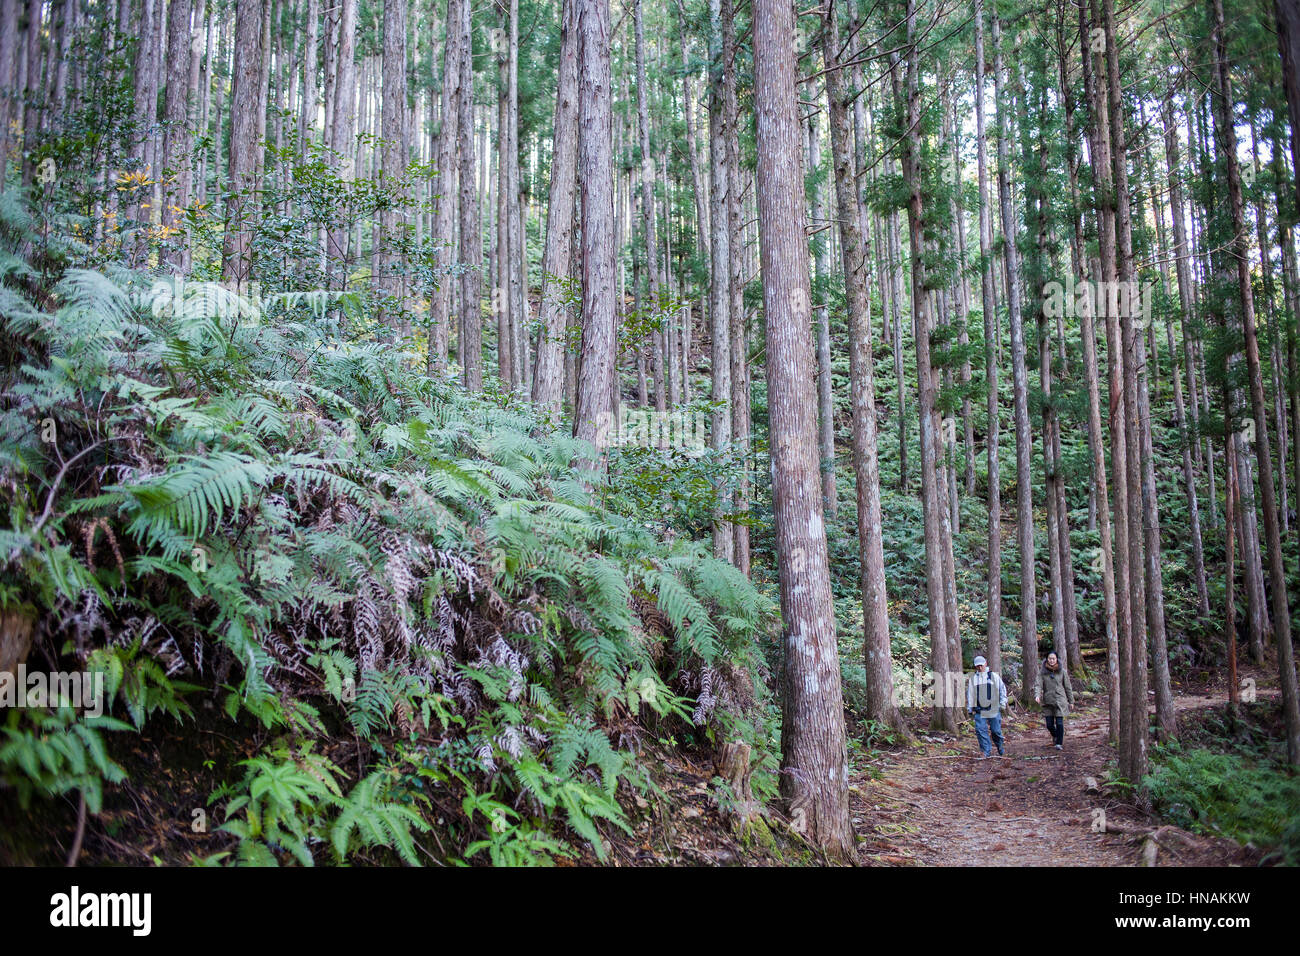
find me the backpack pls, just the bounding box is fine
[973,673,1000,714]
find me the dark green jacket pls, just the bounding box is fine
[1040,665,1073,716]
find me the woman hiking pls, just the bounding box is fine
[1037,651,1073,750]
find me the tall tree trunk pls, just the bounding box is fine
[222,0,265,287]
[298,0,319,147]
[1161,93,1211,617]
[0,0,18,185]
[974,0,1003,675]
[724,0,749,575]
[1273,123,1300,536]
[1212,0,1300,765]
[494,13,511,384]
[508,0,527,391]
[186,0,206,199]
[905,0,958,730]
[379,0,409,335]
[808,111,837,520]
[327,0,358,279]
[707,0,733,561]
[1048,32,1084,678]
[532,0,579,414]
[1248,120,1290,539]
[429,0,462,374]
[457,0,482,390]
[129,0,159,251]
[886,143,907,492]
[1085,0,1133,757]
[1276,0,1300,211]
[1024,48,1072,687]
[254,0,271,191]
[573,0,616,464]
[992,12,1038,705]
[678,27,708,284]
[161,0,194,272]
[822,3,904,734]
[1100,0,1151,780]
[634,0,665,414]
[754,0,852,857]
[1225,419,1239,709]
[18,0,43,187]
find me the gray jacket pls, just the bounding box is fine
[967,670,1007,717]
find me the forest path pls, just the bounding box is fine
[847,690,1255,866]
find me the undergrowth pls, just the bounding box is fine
[1146,702,1300,865]
[0,196,779,865]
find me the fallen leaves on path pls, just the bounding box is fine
[849,691,1256,867]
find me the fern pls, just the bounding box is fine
[0,708,131,814]
[331,770,429,865]
[216,744,343,867]
[349,669,396,738]
[0,219,781,865]
[87,641,197,730]
[121,451,268,544]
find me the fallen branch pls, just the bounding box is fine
[66,792,87,867]
[7,439,112,567]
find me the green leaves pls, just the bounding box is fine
[0,708,129,814]
[217,746,343,867]
[1145,744,1300,863]
[332,771,430,866]
[0,230,780,866]
[122,451,268,546]
[86,641,196,730]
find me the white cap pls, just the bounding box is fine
[973,656,987,667]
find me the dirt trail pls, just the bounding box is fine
[848,692,1256,867]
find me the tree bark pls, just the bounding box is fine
[904,0,959,730]
[161,0,193,271]
[1161,92,1211,618]
[1276,0,1300,211]
[992,12,1038,705]
[1212,0,1300,765]
[1100,0,1150,782]
[0,0,18,185]
[222,0,265,287]
[808,111,838,521]
[298,0,319,147]
[754,0,853,858]
[494,11,511,384]
[822,2,904,734]
[379,0,409,334]
[457,0,482,390]
[707,0,733,561]
[327,0,358,279]
[573,0,616,465]
[428,0,462,374]
[508,0,527,390]
[724,0,749,576]
[532,0,579,414]
[974,0,1003,675]
[634,0,665,415]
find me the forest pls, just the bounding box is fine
[0,0,1297,876]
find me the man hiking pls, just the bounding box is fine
[966,655,1007,758]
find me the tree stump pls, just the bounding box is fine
[0,610,34,677]
[714,740,769,844]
